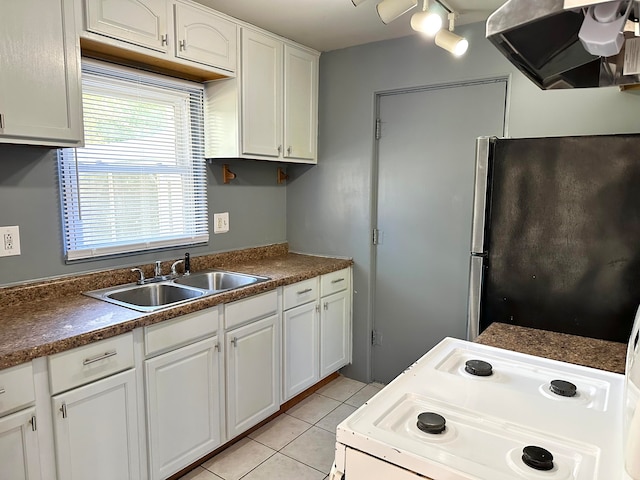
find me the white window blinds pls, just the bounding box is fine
[59,60,208,261]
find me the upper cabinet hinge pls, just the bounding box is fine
[375,118,381,140]
[372,228,380,245]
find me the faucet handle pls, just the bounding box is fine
[131,268,145,285]
[170,259,184,276]
[154,260,162,277]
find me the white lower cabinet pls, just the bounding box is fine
[145,336,222,480]
[226,313,279,438]
[51,369,141,480]
[283,302,319,400]
[0,407,41,480]
[320,290,351,378]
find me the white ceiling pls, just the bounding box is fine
[194,0,508,52]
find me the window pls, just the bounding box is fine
[58,60,208,261]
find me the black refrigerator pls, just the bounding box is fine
[468,135,640,343]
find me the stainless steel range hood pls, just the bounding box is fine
[486,0,640,89]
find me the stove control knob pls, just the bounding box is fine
[550,379,577,397]
[522,445,554,471]
[417,412,446,434]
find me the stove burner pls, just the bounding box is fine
[465,359,493,376]
[550,379,577,397]
[417,412,446,434]
[522,445,554,471]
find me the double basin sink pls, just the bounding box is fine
[85,270,270,312]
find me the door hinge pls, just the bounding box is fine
[375,118,381,140]
[372,229,380,245]
[371,330,382,346]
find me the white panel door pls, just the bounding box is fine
[174,2,237,72]
[0,407,41,480]
[283,302,319,400]
[320,290,350,378]
[0,0,82,146]
[283,44,318,162]
[52,369,141,480]
[85,0,169,52]
[226,314,279,438]
[372,79,507,383]
[241,29,283,158]
[145,336,223,480]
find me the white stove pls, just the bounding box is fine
[330,308,640,480]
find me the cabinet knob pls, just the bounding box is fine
[231,337,238,347]
[287,146,292,156]
[277,145,282,154]
[324,302,329,310]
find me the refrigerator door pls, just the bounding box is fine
[467,255,484,340]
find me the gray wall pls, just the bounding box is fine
[287,22,640,383]
[0,147,286,285]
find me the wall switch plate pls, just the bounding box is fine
[213,212,229,234]
[0,226,21,257]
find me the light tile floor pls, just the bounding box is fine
[178,376,384,480]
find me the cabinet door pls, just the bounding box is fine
[174,2,237,72]
[52,369,141,480]
[226,314,279,438]
[283,302,319,401]
[145,336,223,480]
[283,45,318,162]
[85,0,169,52]
[0,0,82,146]
[0,407,41,480]
[320,291,350,378]
[241,29,283,158]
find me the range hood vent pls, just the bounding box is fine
[486,0,640,89]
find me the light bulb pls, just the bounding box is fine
[410,11,442,36]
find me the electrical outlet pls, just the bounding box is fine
[0,226,21,257]
[213,212,229,234]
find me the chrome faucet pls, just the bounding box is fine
[154,260,163,278]
[170,259,184,276]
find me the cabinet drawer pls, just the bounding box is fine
[225,290,278,330]
[145,307,220,356]
[0,362,35,417]
[283,277,319,310]
[321,268,350,297]
[49,332,134,394]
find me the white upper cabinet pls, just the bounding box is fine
[241,29,283,158]
[0,0,83,147]
[205,28,319,163]
[174,2,237,72]
[79,0,237,77]
[284,44,318,162]
[85,0,169,52]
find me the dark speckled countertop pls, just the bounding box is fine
[0,244,353,370]
[475,322,627,374]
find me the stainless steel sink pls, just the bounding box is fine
[85,269,270,312]
[85,282,206,312]
[173,270,269,292]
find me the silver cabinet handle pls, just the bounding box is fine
[287,146,292,155]
[297,288,313,295]
[315,304,320,313]
[0,388,5,395]
[83,350,117,366]
[277,145,282,154]
[0,113,4,129]
[331,278,345,284]
[214,343,220,351]
[60,403,67,419]
[179,39,186,50]
[231,337,238,347]
[30,415,37,432]
[161,34,168,46]
[324,302,329,310]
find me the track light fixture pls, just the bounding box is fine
[376,0,417,25]
[435,12,468,56]
[410,0,443,36]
